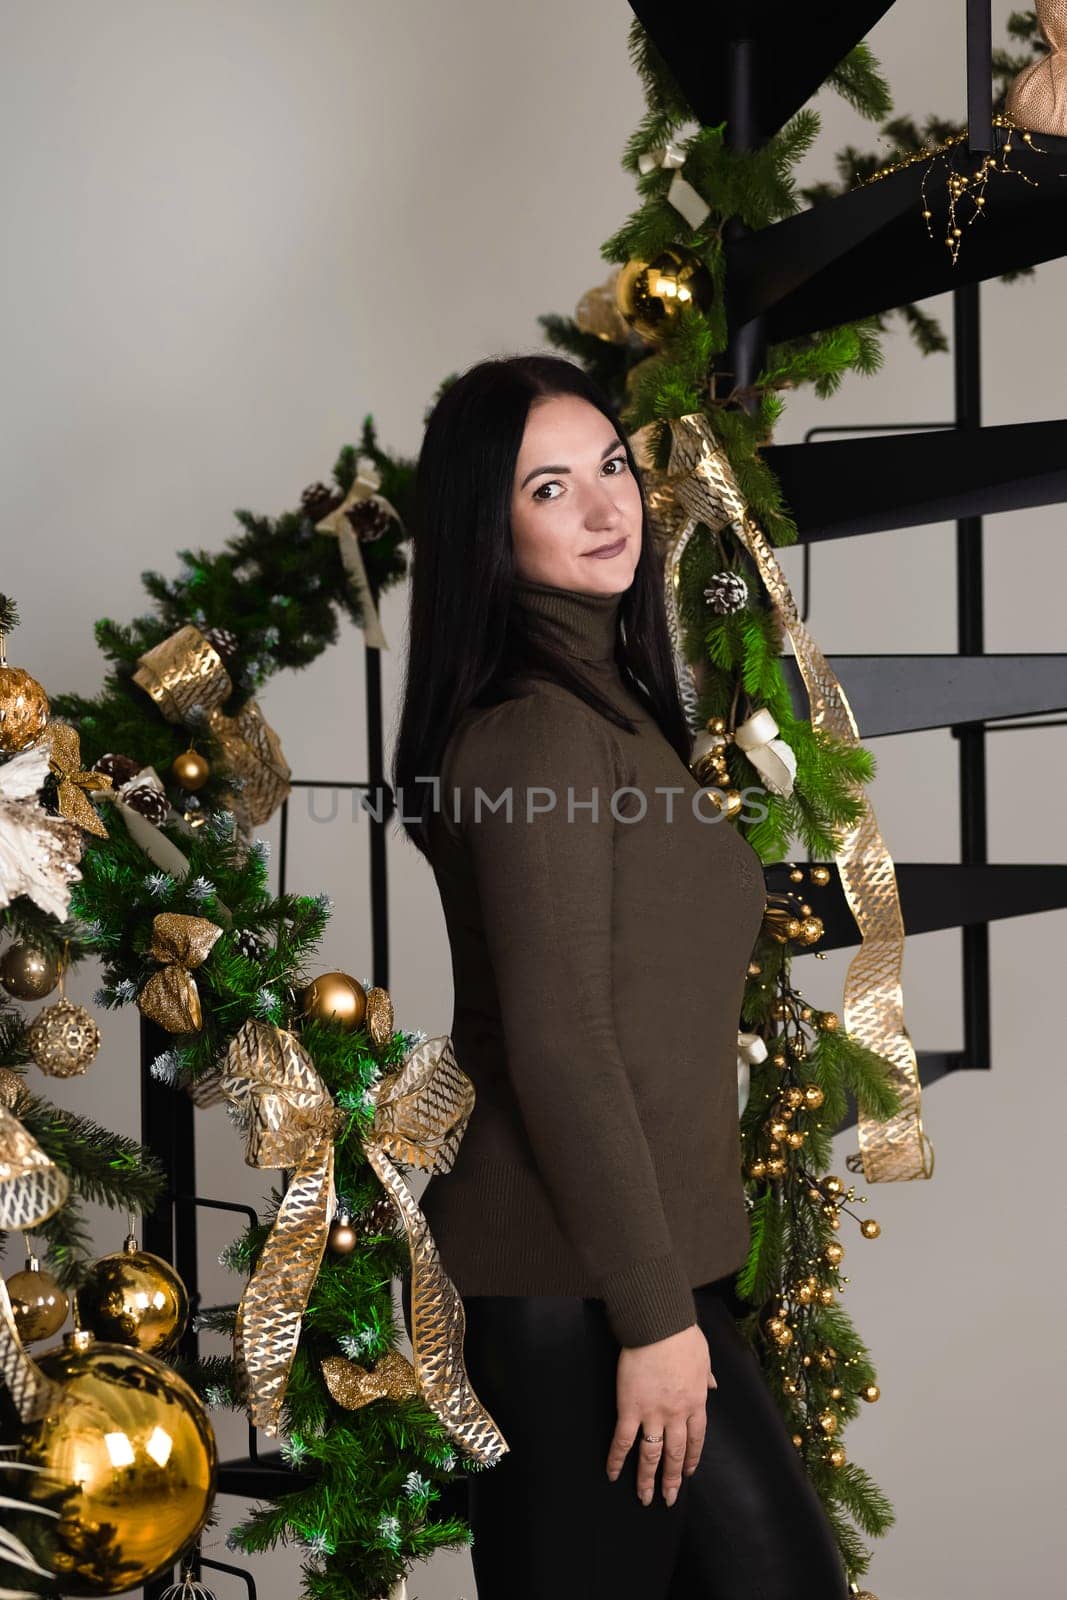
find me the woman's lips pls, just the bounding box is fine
[583,535,627,558]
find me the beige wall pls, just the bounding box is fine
[2,3,1062,1596]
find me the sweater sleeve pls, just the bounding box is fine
[444,687,698,1348]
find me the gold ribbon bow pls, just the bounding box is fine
[132,625,291,831]
[637,132,711,231]
[41,723,111,837]
[314,458,391,651]
[136,912,223,1033]
[0,1107,69,1420]
[632,412,934,1185]
[220,1019,508,1463]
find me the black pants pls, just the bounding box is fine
[401,1272,849,1599]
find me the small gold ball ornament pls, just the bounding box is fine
[0,664,50,751]
[615,246,715,342]
[27,997,101,1078]
[8,1329,216,1595]
[300,970,367,1031]
[828,1444,847,1468]
[0,942,60,1000]
[860,1218,881,1239]
[861,1383,881,1403]
[171,746,211,791]
[5,1254,69,1342]
[75,1233,190,1355]
[327,1211,358,1255]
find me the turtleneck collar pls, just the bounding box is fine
[510,575,625,664]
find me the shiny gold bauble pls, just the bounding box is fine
[860,1218,881,1239]
[810,866,831,886]
[327,1213,358,1255]
[861,1383,881,1403]
[6,1257,69,1342]
[75,1237,189,1356]
[796,1283,815,1304]
[0,665,50,752]
[765,1156,787,1178]
[614,246,715,342]
[830,1386,844,1400]
[0,943,60,1000]
[785,1130,805,1149]
[4,1330,216,1595]
[823,1175,844,1196]
[769,1118,789,1141]
[804,1084,825,1109]
[828,1444,847,1468]
[818,1010,840,1031]
[799,916,824,944]
[816,1408,839,1436]
[782,1376,799,1396]
[824,1241,845,1266]
[27,998,101,1078]
[170,748,210,791]
[791,1433,804,1449]
[817,1286,836,1306]
[300,970,367,1031]
[764,1315,786,1339]
[747,1159,767,1179]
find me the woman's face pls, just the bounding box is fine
[510,393,643,593]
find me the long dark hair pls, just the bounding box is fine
[391,353,691,858]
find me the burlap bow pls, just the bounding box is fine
[631,412,934,1184]
[220,1018,508,1463]
[0,1107,69,1420]
[41,722,111,837]
[136,911,223,1033]
[314,457,392,650]
[133,624,291,830]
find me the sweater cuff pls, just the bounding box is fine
[599,1252,698,1348]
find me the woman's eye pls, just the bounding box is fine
[603,455,627,475]
[532,481,561,501]
[531,457,627,501]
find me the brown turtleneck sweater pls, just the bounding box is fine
[420,576,767,1348]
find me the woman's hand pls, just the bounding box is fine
[605,1323,717,1506]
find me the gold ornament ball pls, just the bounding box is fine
[75,1238,189,1356]
[300,971,367,1031]
[0,943,60,1000]
[327,1214,358,1255]
[791,1433,804,1449]
[27,998,101,1078]
[171,748,210,791]
[828,1444,847,1468]
[816,1408,839,1436]
[804,1084,825,1109]
[0,665,50,752]
[860,1218,881,1239]
[614,246,715,342]
[824,1242,845,1266]
[810,866,831,885]
[7,1331,216,1595]
[824,1175,843,1196]
[6,1257,69,1343]
[861,1383,881,1403]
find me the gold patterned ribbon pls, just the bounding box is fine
[41,722,111,837]
[133,624,291,829]
[0,1108,68,1420]
[136,912,223,1032]
[633,412,934,1183]
[314,458,391,651]
[219,1018,508,1462]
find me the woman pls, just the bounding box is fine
[392,354,848,1599]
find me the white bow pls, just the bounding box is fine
[637,135,710,231]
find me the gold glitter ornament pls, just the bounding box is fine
[300,970,367,1031]
[27,997,101,1078]
[75,1233,189,1355]
[860,1218,881,1238]
[5,1252,69,1342]
[0,665,49,753]
[861,1383,881,1403]
[615,247,714,342]
[0,942,60,1000]
[171,747,210,791]
[364,984,395,1049]
[7,1329,216,1595]
[321,1348,418,1409]
[0,1066,29,1111]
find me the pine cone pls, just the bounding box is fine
[301,481,342,526]
[92,752,140,787]
[363,1192,397,1235]
[235,928,264,960]
[345,498,393,543]
[704,571,750,615]
[123,784,170,826]
[203,625,240,666]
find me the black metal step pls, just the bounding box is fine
[764,420,1067,542]
[779,654,1067,737]
[727,130,1067,341]
[764,861,1067,947]
[627,1,895,146]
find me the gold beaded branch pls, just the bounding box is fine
[860,111,1046,266]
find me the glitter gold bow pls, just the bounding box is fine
[0,1107,68,1419]
[132,624,291,830]
[136,912,223,1033]
[632,412,934,1184]
[41,722,111,837]
[314,458,391,651]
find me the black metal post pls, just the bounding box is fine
[723,35,765,405]
[953,281,991,1072]
[966,0,994,153]
[364,581,392,990]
